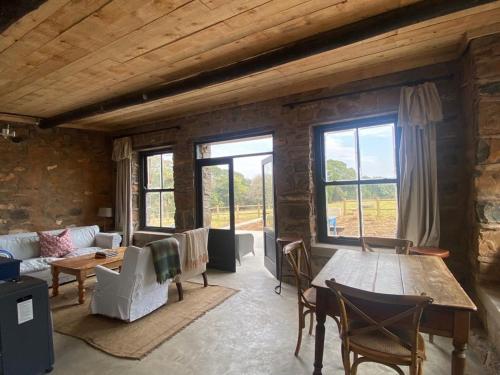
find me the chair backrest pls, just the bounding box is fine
[173,228,208,271]
[283,240,314,308]
[361,237,413,255]
[118,246,159,296]
[325,278,432,363]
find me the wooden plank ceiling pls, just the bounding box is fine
[1,0,500,132]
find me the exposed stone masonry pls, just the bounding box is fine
[129,62,468,278]
[0,126,113,234]
[462,34,500,283]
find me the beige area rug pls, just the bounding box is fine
[50,279,238,359]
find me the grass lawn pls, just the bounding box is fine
[328,199,397,237]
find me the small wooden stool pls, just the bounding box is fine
[410,246,450,343]
[409,247,450,258]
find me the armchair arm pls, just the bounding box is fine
[95,233,122,249]
[95,265,120,286]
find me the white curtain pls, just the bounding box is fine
[397,82,443,247]
[112,137,133,246]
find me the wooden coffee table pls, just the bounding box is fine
[50,247,126,304]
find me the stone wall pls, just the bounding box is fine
[0,126,113,234]
[128,62,467,276]
[462,34,500,283]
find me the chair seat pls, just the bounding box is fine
[349,321,425,361]
[303,287,316,306]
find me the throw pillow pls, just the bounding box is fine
[38,230,74,258]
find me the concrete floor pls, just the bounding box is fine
[52,233,487,375]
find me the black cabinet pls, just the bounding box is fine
[0,276,54,375]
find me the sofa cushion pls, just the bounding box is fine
[28,268,75,285]
[39,229,74,257]
[20,247,100,277]
[20,257,58,274]
[65,247,101,258]
[44,225,99,249]
[95,233,122,249]
[0,232,40,260]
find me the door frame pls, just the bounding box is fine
[195,157,236,272]
[193,131,277,273]
[262,155,279,278]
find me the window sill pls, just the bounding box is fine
[134,230,174,236]
[133,231,173,247]
[311,242,362,258]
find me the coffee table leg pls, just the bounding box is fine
[51,266,59,297]
[77,272,86,304]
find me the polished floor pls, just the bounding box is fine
[52,234,487,375]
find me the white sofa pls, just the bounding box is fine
[91,246,169,322]
[0,225,122,284]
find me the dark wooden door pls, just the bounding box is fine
[262,155,278,277]
[196,158,236,272]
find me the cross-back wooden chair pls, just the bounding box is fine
[325,278,432,375]
[283,240,339,356]
[361,237,413,255]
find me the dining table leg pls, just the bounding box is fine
[313,288,327,375]
[451,311,470,375]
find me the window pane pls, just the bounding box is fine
[162,153,174,189]
[358,124,396,180]
[147,155,161,189]
[263,161,274,229]
[361,184,397,237]
[202,165,230,229]
[145,192,160,227]
[324,129,358,181]
[326,185,359,237]
[161,191,175,228]
[197,135,272,159]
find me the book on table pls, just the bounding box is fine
[95,250,118,259]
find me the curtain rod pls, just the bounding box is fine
[282,73,455,109]
[111,73,455,137]
[112,125,181,140]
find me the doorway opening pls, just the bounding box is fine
[195,134,277,277]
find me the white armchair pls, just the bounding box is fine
[90,245,170,322]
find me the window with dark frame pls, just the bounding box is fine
[140,149,175,230]
[314,116,399,244]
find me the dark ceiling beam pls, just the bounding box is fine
[0,0,48,33]
[0,112,41,126]
[39,0,497,129]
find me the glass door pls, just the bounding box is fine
[196,157,236,272]
[262,155,277,277]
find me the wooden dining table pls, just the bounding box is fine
[312,249,477,375]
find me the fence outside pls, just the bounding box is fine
[327,198,397,237]
[328,198,396,218]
